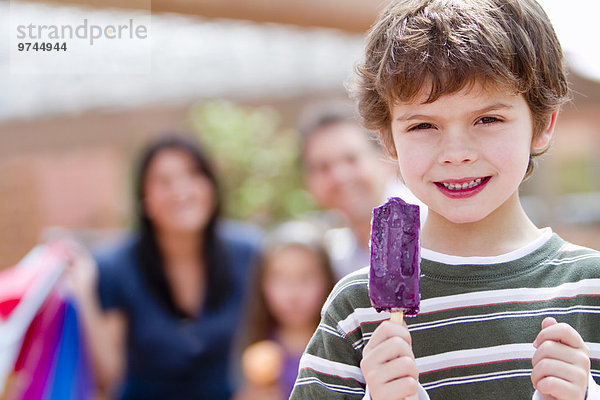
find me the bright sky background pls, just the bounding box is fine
[540,0,600,81]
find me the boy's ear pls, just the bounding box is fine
[532,110,559,150]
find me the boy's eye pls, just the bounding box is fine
[409,122,434,131]
[477,116,499,124]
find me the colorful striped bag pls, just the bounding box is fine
[0,244,94,400]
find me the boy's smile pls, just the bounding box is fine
[389,82,554,227]
[435,176,491,199]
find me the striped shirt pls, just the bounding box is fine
[290,231,600,399]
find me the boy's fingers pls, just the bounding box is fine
[533,374,587,400]
[364,355,418,385]
[531,357,588,388]
[531,320,590,400]
[364,320,411,351]
[362,321,417,392]
[362,335,414,373]
[533,322,587,350]
[532,340,591,369]
[369,376,419,400]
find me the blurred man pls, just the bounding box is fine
[300,107,427,278]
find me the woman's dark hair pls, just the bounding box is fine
[134,134,231,317]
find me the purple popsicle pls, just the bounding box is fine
[369,197,421,321]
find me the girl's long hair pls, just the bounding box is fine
[241,221,336,347]
[134,134,231,318]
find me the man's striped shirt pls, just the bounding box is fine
[290,231,600,399]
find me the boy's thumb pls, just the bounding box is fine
[541,316,558,330]
[533,317,558,348]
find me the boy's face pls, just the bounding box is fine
[389,82,554,225]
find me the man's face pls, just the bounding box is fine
[303,122,393,221]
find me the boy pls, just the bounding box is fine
[289,0,600,399]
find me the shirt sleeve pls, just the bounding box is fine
[290,282,367,398]
[289,321,366,398]
[586,374,600,399]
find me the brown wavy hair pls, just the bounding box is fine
[351,0,570,178]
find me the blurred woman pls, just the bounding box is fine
[69,135,261,399]
[235,221,336,400]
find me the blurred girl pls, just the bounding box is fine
[235,221,336,400]
[68,135,261,399]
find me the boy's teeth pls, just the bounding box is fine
[442,178,483,190]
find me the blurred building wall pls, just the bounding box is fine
[0,104,189,266]
[520,72,600,248]
[0,92,344,267]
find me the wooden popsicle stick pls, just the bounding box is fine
[390,310,404,325]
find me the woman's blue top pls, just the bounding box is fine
[95,222,261,400]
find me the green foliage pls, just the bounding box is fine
[556,156,597,194]
[189,100,315,226]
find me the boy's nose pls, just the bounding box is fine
[438,130,477,165]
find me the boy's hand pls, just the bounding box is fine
[531,317,590,400]
[361,320,419,400]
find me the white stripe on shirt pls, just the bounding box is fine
[331,279,600,338]
[422,368,534,390]
[338,307,388,335]
[420,278,600,315]
[299,353,366,384]
[295,377,365,395]
[411,305,600,332]
[417,341,600,375]
[416,343,536,374]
